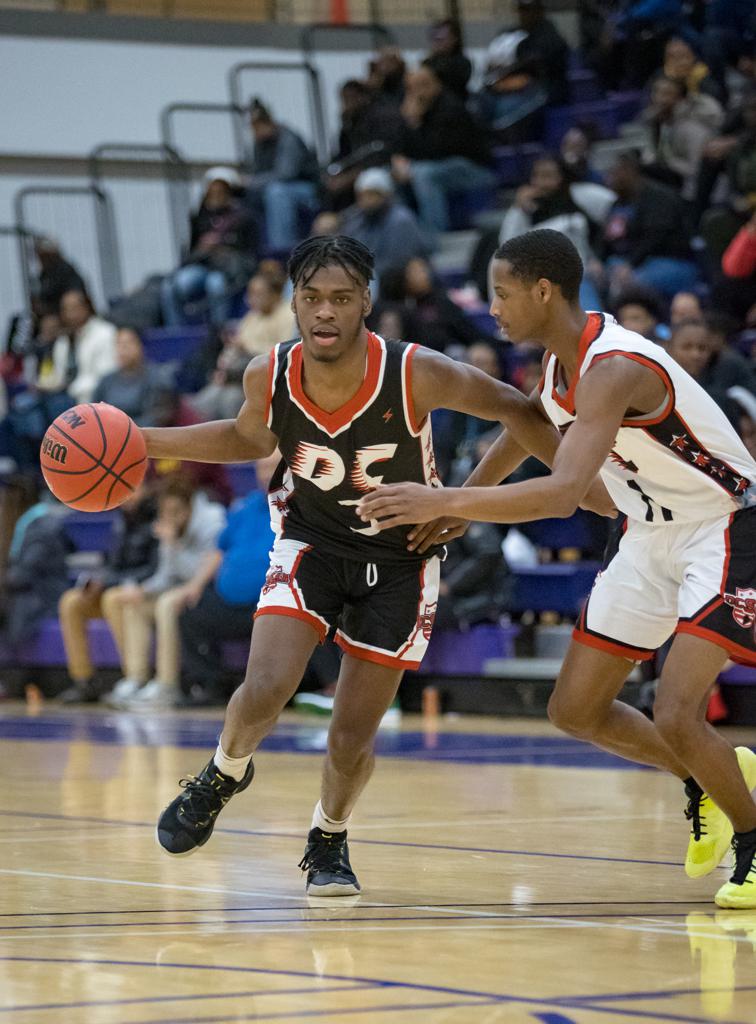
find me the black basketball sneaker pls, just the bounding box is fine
[156,758,255,856]
[298,827,361,896]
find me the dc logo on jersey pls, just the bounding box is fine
[290,441,398,493]
[417,602,437,641]
[723,587,756,628]
[262,565,290,595]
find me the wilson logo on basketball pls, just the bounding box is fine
[60,409,86,429]
[262,565,291,595]
[723,588,756,628]
[41,435,67,465]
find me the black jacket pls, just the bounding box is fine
[102,498,159,589]
[397,90,491,166]
[601,180,693,265]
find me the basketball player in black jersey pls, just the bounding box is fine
[141,236,612,895]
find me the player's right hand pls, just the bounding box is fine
[407,516,468,554]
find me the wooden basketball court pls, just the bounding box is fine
[1,704,755,1023]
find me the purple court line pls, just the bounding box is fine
[557,984,756,1005]
[0,900,714,918]
[0,984,379,1015]
[120,1001,502,1024]
[0,957,751,1024]
[0,809,684,868]
[0,911,705,931]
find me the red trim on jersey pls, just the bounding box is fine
[646,407,747,500]
[403,343,425,434]
[254,606,327,642]
[395,562,428,660]
[551,312,604,416]
[687,596,723,626]
[721,512,735,591]
[288,331,383,434]
[675,622,756,665]
[335,631,423,670]
[572,627,655,661]
[263,347,276,425]
[587,351,675,426]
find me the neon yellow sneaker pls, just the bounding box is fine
[685,747,756,878]
[715,829,756,909]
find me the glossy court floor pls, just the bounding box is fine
[1,705,756,1024]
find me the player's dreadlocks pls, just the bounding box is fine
[288,235,375,290]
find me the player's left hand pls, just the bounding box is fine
[357,483,445,530]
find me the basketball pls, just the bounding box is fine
[40,402,147,512]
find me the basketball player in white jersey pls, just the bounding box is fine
[358,228,756,909]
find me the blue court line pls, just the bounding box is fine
[0,985,380,1015]
[0,809,685,868]
[0,911,705,931]
[119,1001,502,1024]
[557,984,756,1005]
[0,957,751,1024]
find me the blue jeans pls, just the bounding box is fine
[261,181,318,251]
[634,258,700,300]
[161,264,230,326]
[579,276,602,312]
[411,158,497,233]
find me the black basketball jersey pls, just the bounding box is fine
[265,332,442,562]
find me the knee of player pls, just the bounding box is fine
[652,696,694,747]
[327,726,373,772]
[547,693,599,739]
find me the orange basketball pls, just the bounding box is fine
[40,402,147,512]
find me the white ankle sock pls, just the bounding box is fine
[213,742,252,782]
[312,799,350,833]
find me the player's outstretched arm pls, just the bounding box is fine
[141,356,277,464]
[359,358,635,529]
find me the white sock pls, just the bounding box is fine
[213,742,252,782]
[312,799,350,834]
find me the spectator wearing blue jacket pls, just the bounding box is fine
[176,452,278,706]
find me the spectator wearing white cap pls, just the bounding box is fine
[340,167,430,282]
[161,167,259,327]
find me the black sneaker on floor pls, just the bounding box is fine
[156,758,254,856]
[298,827,361,896]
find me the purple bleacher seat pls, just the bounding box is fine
[448,187,498,231]
[522,511,596,553]
[568,69,602,104]
[543,94,643,150]
[511,563,600,617]
[62,511,117,552]
[492,143,544,188]
[141,325,209,364]
[719,663,756,685]
[420,623,520,676]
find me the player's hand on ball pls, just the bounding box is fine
[357,483,445,530]
[407,516,468,553]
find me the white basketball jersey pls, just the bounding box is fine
[539,312,756,525]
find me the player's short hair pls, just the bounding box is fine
[495,229,583,303]
[288,235,375,289]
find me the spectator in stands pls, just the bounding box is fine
[235,260,294,357]
[670,290,703,324]
[32,238,86,316]
[106,474,226,710]
[148,386,233,506]
[719,211,756,318]
[598,152,699,299]
[583,0,683,91]
[323,79,403,211]
[656,33,725,103]
[310,211,341,237]
[694,87,756,220]
[367,47,407,107]
[176,450,277,707]
[726,386,756,460]
[91,327,161,425]
[614,287,669,343]
[423,19,473,100]
[245,100,320,252]
[559,123,603,184]
[378,257,493,353]
[53,290,118,405]
[700,311,756,403]
[161,168,258,328]
[340,168,430,283]
[640,76,723,200]
[434,521,511,631]
[393,64,494,234]
[498,155,603,309]
[58,484,158,704]
[479,0,569,139]
[665,319,736,412]
[0,483,71,690]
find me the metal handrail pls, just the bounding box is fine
[227,59,328,166]
[13,185,123,309]
[159,101,246,164]
[300,22,395,59]
[88,142,192,263]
